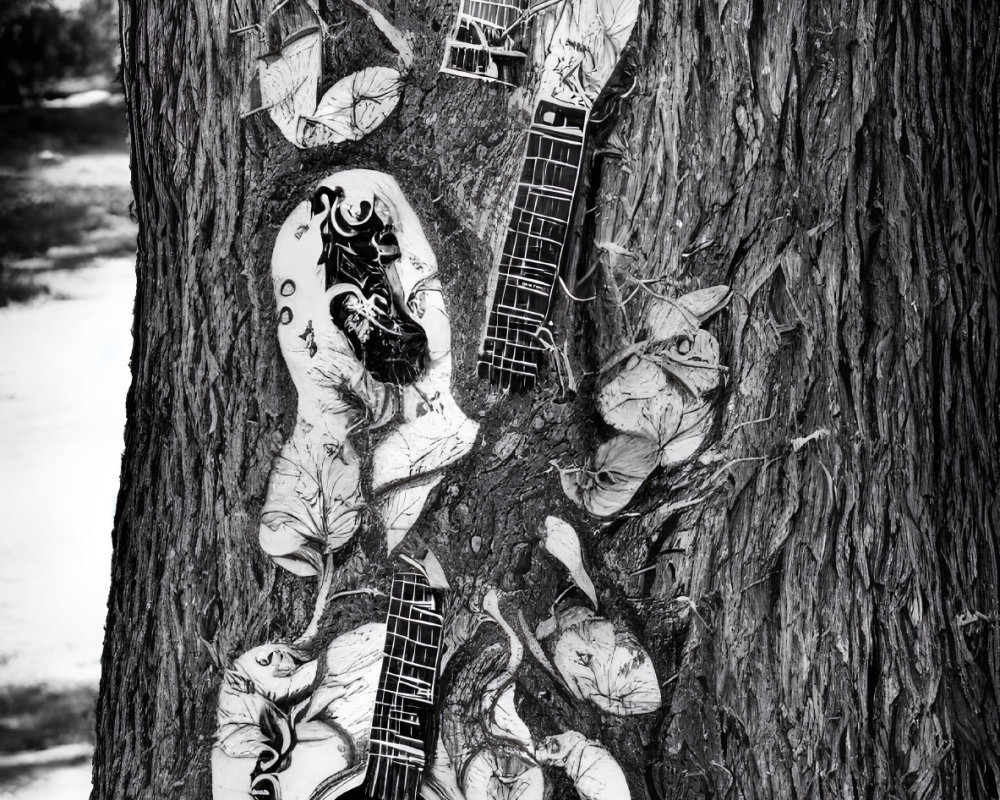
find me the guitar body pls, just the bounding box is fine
[213,570,442,800]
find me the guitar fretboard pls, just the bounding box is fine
[440,0,529,86]
[478,100,588,391]
[361,571,443,800]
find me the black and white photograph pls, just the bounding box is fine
[0,0,997,798]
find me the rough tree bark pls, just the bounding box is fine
[95,0,999,799]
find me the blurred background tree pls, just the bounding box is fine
[0,0,118,104]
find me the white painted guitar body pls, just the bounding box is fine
[260,171,478,576]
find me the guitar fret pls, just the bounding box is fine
[511,200,572,226]
[384,626,439,647]
[517,181,574,198]
[461,0,523,27]
[499,263,558,279]
[494,292,548,309]
[504,281,549,297]
[385,606,437,620]
[524,149,580,169]
[482,331,544,348]
[487,301,549,319]
[484,322,544,340]
[529,120,586,138]
[484,331,539,350]
[500,250,561,269]
[370,728,424,748]
[378,657,437,678]
[508,201,567,225]
[483,361,537,379]
[479,350,539,371]
[482,340,543,357]
[505,228,564,249]
[361,570,442,800]
[502,271,551,286]
[494,303,545,321]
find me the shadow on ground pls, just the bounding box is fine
[0,99,134,306]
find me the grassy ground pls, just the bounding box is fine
[0,100,134,306]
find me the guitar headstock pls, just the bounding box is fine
[536,0,640,109]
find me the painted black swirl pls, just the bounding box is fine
[249,702,299,800]
[310,186,427,385]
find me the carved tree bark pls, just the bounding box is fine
[95,0,999,798]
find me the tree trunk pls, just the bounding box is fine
[95,0,999,799]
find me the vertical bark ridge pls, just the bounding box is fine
[582,0,998,798]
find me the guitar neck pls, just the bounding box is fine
[440,0,530,86]
[361,571,443,800]
[478,99,589,391]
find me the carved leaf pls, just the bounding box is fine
[491,684,533,751]
[540,608,661,716]
[659,403,714,466]
[299,67,402,147]
[216,699,274,758]
[542,516,598,609]
[215,644,318,758]
[561,435,659,518]
[542,0,640,107]
[303,622,385,748]
[463,748,544,800]
[375,473,443,553]
[536,731,630,800]
[372,409,478,491]
[644,285,731,342]
[258,28,322,145]
[596,359,684,444]
[259,430,363,575]
[421,735,466,800]
[643,335,724,398]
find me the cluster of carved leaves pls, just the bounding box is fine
[255,0,415,149]
[563,286,731,517]
[436,580,658,800]
[218,0,735,792]
[258,28,404,149]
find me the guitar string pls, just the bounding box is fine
[482,105,589,387]
[492,132,556,386]
[368,573,441,798]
